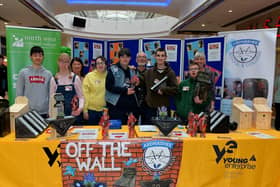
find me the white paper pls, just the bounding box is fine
[72,128,98,134]
[72,128,99,139]
[92,43,103,59]
[207,42,221,61]
[139,125,157,132]
[79,133,98,139]
[171,131,189,138]
[109,132,128,139]
[165,44,177,62]
[246,131,275,139]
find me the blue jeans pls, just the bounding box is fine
[87,110,103,125]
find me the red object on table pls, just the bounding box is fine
[99,108,110,140]
[127,113,137,138]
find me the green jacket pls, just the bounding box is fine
[175,78,211,119]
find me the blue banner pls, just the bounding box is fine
[142,39,182,76]
[184,37,224,110]
[73,37,105,74]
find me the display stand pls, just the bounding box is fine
[47,93,75,139]
[253,97,272,129]
[231,97,253,129]
[9,96,29,132]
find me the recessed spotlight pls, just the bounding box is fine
[201,24,206,27]
[228,10,233,13]
[0,3,3,6]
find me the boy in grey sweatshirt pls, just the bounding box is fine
[16,46,53,117]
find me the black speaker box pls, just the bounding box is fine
[207,110,230,133]
[0,99,11,137]
[15,110,48,138]
[73,17,86,28]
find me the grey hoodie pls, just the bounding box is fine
[16,65,53,115]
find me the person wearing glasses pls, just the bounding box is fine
[142,48,178,122]
[49,53,84,120]
[135,52,149,123]
[82,56,107,125]
[175,63,211,120]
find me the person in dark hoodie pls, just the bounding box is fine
[105,48,139,124]
[16,46,52,118]
[142,48,178,122]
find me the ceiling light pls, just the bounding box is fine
[201,24,206,27]
[228,10,233,13]
[4,22,8,25]
[66,0,172,7]
[0,3,3,6]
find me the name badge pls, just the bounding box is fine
[182,86,189,91]
[65,86,73,91]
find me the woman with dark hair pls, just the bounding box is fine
[71,57,84,82]
[83,56,107,125]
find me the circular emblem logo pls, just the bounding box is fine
[233,43,257,63]
[143,146,172,171]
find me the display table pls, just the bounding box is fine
[1,126,280,187]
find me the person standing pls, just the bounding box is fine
[142,48,178,121]
[135,52,149,123]
[50,53,84,120]
[16,46,52,118]
[175,63,211,120]
[274,74,280,130]
[0,55,7,98]
[193,52,216,112]
[83,56,107,125]
[105,48,139,124]
[70,57,85,82]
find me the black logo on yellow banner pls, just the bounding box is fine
[43,144,61,167]
[213,140,237,164]
[212,140,256,169]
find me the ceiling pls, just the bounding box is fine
[0,0,279,37]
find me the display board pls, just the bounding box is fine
[73,37,105,73]
[107,39,139,66]
[184,37,224,110]
[142,38,182,76]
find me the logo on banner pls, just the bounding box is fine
[230,39,260,67]
[212,140,256,170]
[142,140,175,172]
[12,34,24,47]
[43,144,61,167]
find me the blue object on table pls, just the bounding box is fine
[109,120,122,129]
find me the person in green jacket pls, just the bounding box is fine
[175,63,211,121]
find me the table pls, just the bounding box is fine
[1,127,280,187]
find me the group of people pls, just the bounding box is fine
[15,45,215,125]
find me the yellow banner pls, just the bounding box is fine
[0,128,280,186]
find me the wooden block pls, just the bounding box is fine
[253,104,272,130]
[9,97,29,132]
[231,97,254,129]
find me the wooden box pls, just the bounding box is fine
[231,97,254,129]
[9,96,29,132]
[253,98,272,129]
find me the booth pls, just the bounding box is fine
[1,126,280,187]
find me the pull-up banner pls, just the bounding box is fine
[6,26,61,104]
[220,28,278,115]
